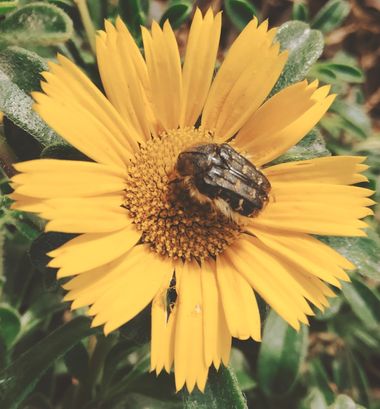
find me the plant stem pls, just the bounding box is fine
[75,0,96,54]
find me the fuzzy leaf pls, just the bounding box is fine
[270,128,330,165]
[0,2,73,47]
[183,366,248,409]
[0,46,62,147]
[271,21,324,96]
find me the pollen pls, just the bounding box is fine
[123,128,242,261]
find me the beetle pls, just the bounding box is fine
[175,143,271,220]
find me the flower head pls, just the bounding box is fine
[11,9,373,392]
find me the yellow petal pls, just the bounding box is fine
[180,9,221,127]
[252,182,373,236]
[202,18,287,141]
[63,249,146,307]
[174,261,208,392]
[200,260,232,368]
[142,21,182,131]
[48,224,140,277]
[35,55,137,165]
[234,81,335,166]
[216,256,261,341]
[226,239,313,329]
[11,159,126,199]
[246,226,352,286]
[96,20,153,141]
[45,212,130,234]
[13,158,125,176]
[263,156,368,185]
[88,245,173,335]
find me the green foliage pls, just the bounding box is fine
[0,305,21,348]
[257,311,309,397]
[321,231,380,280]
[224,0,257,31]
[311,0,350,34]
[341,279,380,330]
[160,0,193,30]
[0,317,95,409]
[310,62,364,84]
[292,1,309,22]
[119,0,148,38]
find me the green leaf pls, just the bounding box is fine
[308,359,335,405]
[0,316,95,409]
[332,354,370,407]
[182,366,248,409]
[330,100,371,139]
[310,63,365,84]
[20,293,66,335]
[160,1,193,30]
[87,0,108,29]
[311,0,350,34]
[40,143,89,161]
[320,230,380,280]
[29,232,74,273]
[0,305,21,348]
[0,47,62,147]
[0,195,41,241]
[341,278,380,330]
[63,342,89,383]
[270,128,330,165]
[3,117,43,160]
[292,1,309,22]
[315,296,343,321]
[257,310,309,397]
[230,348,256,392]
[324,63,364,83]
[271,21,324,96]
[330,394,367,409]
[224,0,257,31]
[0,0,18,15]
[0,2,73,47]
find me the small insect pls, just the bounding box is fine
[175,143,271,220]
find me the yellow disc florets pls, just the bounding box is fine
[123,128,242,261]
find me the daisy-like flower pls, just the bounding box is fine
[11,9,373,392]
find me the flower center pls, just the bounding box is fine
[123,128,242,261]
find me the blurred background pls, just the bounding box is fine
[0,1,379,408]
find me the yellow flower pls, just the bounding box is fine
[10,9,373,392]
